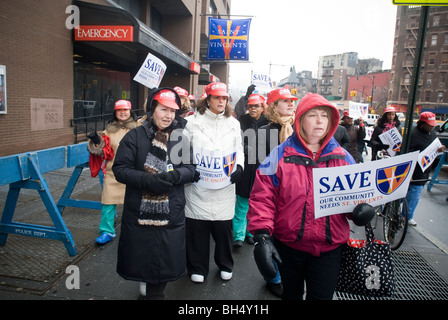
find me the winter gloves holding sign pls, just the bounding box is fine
[140,170,201,195]
[252,203,375,280]
[140,171,180,195]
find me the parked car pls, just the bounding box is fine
[435,119,448,147]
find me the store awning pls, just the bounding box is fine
[74,0,199,75]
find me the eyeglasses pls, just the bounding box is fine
[247,105,262,109]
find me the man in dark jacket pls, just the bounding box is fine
[334,125,351,151]
[234,93,269,247]
[340,111,366,163]
[405,112,446,226]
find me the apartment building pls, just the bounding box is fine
[317,52,358,100]
[0,0,231,156]
[317,52,384,101]
[389,6,448,118]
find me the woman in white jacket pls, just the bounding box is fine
[183,82,244,283]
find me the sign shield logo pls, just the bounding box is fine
[376,161,412,195]
[223,152,236,177]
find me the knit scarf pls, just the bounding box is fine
[270,110,294,143]
[138,120,171,226]
[383,121,396,133]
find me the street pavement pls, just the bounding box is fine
[0,148,447,304]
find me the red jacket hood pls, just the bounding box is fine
[294,93,341,157]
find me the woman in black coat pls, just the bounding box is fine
[369,106,401,161]
[113,88,198,300]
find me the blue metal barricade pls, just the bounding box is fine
[0,143,101,256]
[57,143,103,213]
[427,150,448,191]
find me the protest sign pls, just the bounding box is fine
[349,101,369,119]
[251,72,272,90]
[365,126,374,141]
[194,147,237,189]
[379,127,402,156]
[418,138,443,172]
[133,52,166,89]
[313,151,419,218]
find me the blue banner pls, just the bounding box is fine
[207,18,251,61]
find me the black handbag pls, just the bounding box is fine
[336,224,396,297]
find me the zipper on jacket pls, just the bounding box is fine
[296,173,309,242]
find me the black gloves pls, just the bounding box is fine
[350,203,375,226]
[253,231,282,280]
[193,170,200,182]
[230,165,243,184]
[87,131,101,145]
[141,173,173,194]
[159,170,181,185]
[244,84,256,99]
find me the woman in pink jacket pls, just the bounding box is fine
[248,93,372,300]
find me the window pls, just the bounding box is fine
[404,73,410,84]
[73,61,131,118]
[427,73,433,84]
[445,34,448,45]
[433,15,440,26]
[438,92,444,102]
[425,91,431,102]
[407,35,416,47]
[442,53,448,65]
[150,6,162,35]
[401,90,408,101]
[428,53,436,65]
[209,1,216,15]
[431,34,438,46]
[441,73,446,83]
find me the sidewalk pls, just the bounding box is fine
[1,160,448,300]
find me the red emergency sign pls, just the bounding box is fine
[75,25,134,42]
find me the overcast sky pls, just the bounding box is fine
[228,0,398,91]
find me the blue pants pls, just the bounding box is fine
[232,195,252,241]
[99,204,116,235]
[405,184,424,220]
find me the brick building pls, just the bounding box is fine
[0,0,231,156]
[389,6,448,119]
[348,71,392,112]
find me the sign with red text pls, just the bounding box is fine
[75,25,133,42]
[133,52,166,89]
[194,147,237,189]
[313,152,418,218]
